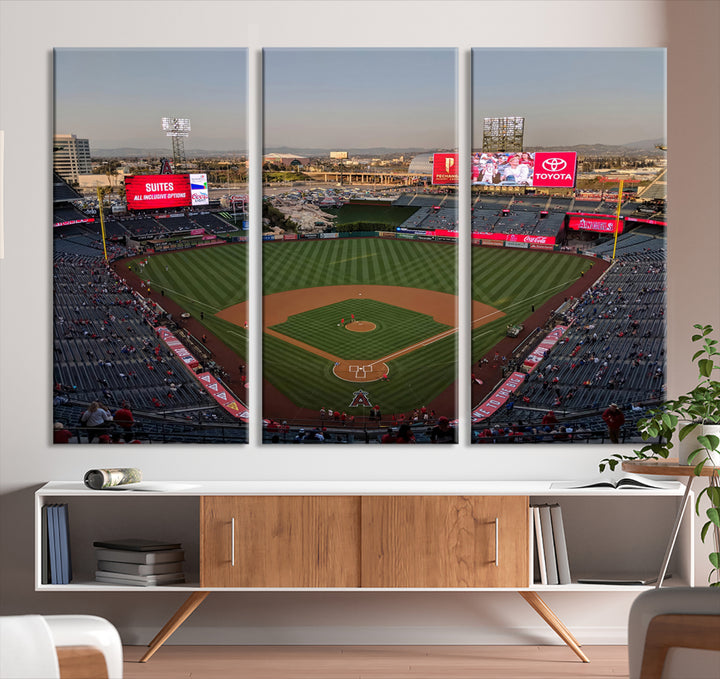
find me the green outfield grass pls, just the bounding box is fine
[321,203,419,227]
[137,244,249,361]
[270,299,451,361]
[471,246,592,361]
[263,238,456,294]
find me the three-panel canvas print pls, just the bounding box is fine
[52,47,666,445]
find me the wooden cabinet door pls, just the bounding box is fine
[200,496,361,587]
[361,496,529,588]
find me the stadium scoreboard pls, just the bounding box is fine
[430,151,578,188]
[124,173,209,211]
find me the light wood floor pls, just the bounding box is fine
[123,645,630,678]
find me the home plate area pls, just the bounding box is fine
[333,360,389,383]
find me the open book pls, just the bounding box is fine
[550,472,679,491]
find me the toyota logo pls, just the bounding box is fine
[541,157,567,172]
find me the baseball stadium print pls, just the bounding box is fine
[262,48,458,443]
[52,48,249,444]
[470,48,667,445]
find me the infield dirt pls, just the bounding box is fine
[218,285,502,384]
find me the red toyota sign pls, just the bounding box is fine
[532,152,577,188]
[125,174,192,211]
[432,153,459,185]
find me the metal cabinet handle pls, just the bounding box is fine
[495,517,499,567]
[231,517,235,566]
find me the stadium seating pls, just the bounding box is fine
[52,253,247,443]
[473,249,666,442]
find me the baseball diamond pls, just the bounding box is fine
[130,236,595,418]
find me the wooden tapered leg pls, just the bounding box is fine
[140,591,210,663]
[518,591,590,663]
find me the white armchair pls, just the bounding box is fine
[0,615,122,679]
[628,587,720,679]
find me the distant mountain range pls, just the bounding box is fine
[532,138,666,155]
[92,139,666,159]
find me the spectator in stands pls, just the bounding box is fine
[430,416,456,444]
[379,427,395,443]
[541,410,559,426]
[53,422,73,444]
[602,403,625,444]
[80,401,113,443]
[395,423,416,444]
[114,402,135,443]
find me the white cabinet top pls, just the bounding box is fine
[37,480,685,497]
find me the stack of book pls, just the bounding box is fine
[93,538,185,586]
[42,504,72,584]
[530,503,571,586]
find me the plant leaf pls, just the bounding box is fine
[708,486,720,505]
[698,358,714,377]
[679,422,700,441]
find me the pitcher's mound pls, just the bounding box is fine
[346,321,375,333]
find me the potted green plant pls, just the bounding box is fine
[600,324,720,586]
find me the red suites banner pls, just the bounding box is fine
[125,174,192,210]
[432,153,459,185]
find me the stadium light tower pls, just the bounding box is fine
[482,116,524,152]
[161,117,191,171]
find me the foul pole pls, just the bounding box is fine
[96,186,109,262]
[611,179,624,260]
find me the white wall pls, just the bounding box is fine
[1,0,718,646]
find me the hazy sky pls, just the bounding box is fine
[54,47,664,152]
[263,49,457,150]
[473,49,665,147]
[55,48,248,151]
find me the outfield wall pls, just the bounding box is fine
[261,229,565,250]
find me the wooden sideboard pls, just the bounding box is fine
[36,481,692,664]
[199,495,528,589]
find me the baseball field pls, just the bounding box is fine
[137,236,591,418]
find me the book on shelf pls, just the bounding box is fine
[550,504,571,585]
[96,560,184,576]
[93,547,185,565]
[531,503,572,586]
[577,573,668,586]
[550,473,678,491]
[57,504,72,584]
[92,538,181,552]
[538,505,559,585]
[48,505,60,585]
[41,505,50,584]
[94,570,185,587]
[532,506,547,585]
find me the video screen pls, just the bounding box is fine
[124,173,209,211]
[471,151,577,188]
